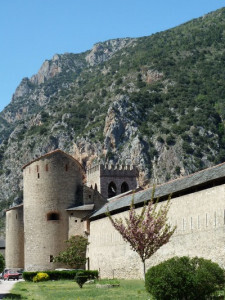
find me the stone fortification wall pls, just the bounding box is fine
[83,185,107,210]
[88,184,225,279]
[68,186,107,238]
[68,211,90,237]
[86,165,101,192]
[5,205,24,269]
[87,164,138,199]
[23,151,83,271]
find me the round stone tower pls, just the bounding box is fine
[5,205,24,269]
[23,149,84,271]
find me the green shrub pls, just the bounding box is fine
[157,136,164,143]
[23,272,37,281]
[182,141,194,154]
[0,253,5,273]
[166,135,176,145]
[145,256,225,300]
[75,271,89,288]
[181,133,191,142]
[175,166,181,175]
[23,270,98,281]
[33,272,50,282]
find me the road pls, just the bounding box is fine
[0,279,21,299]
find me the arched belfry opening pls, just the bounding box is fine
[86,162,138,200]
[94,184,98,191]
[121,181,129,194]
[108,181,117,198]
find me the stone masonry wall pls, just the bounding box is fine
[68,186,106,238]
[83,185,107,210]
[100,175,137,199]
[86,165,101,193]
[87,164,138,199]
[23,152,83,271]
[6,206,24,269]
[68,210,90,237]
[88,183,225,279]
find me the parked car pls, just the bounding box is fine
[0,269,8,279]
[3,270,19,281]
[17,268,24,279]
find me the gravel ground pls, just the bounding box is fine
[0,279,21,299]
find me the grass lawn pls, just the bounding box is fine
[4,279,150,300]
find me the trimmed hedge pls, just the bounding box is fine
[145,256,225,300]
[0,253,5,273]
[23,270,98,281]
[75,271,89,288]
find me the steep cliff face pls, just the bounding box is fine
[30,54,62,85]
[85,38,136,66]
[1,8,225,217]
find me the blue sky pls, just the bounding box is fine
[0,0,224,112]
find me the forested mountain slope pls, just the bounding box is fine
[1,7,225,225]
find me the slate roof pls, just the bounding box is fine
[91,161,225,219]
[66,204,95,211]
[0,240,5,248]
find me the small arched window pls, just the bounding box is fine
[47,212,60,221]
[108,181,117,198]
[121,182,129,194]
[94,184,98,191]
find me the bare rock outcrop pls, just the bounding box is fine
[30,54,62,85]
[86,38,136,66]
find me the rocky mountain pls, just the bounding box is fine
[1,8,225,227]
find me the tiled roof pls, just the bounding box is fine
[6,204,23,212]
[22,149,84,171]
[90,162,225,219]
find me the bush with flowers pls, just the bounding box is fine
[33,272,50,282]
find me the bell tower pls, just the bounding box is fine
[86,164,138,199]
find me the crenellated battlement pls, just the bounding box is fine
[86,163,138,199]
[87,164,138,176]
